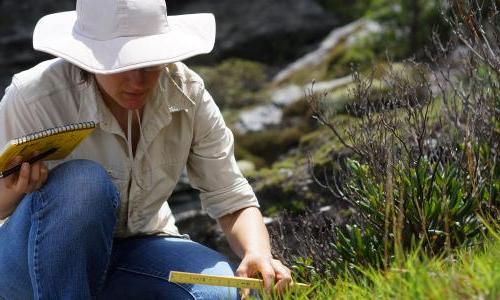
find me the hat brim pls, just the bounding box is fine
[33,11,215,74]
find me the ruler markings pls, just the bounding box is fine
[169,271,309,290]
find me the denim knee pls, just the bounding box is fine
[38,159,120,228]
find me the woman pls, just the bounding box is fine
[0,0,292,299]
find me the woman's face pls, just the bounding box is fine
[94,67,163,111]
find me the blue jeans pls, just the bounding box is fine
[0,160,239,300]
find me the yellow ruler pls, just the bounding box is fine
[168,271,310,290]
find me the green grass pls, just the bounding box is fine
[252,233,500,299]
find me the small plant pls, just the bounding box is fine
[330,153,496,275]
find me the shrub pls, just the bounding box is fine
[270,147,498,280]
[330,153,497,274]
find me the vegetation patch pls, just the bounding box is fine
[264,3,499,299]
[255,235,500,299]
[193,58,269,109]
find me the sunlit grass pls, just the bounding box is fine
[251,234,500,299]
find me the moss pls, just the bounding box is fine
[300,115,357,144]
[246,124,355,213]
[323,40,352,78]
[251,154,336,215]
[339,38,376,67]
[234,145,267,170]
[278,68,327,88]
[223,109,244,126]
[235,127,306,167]
[282,99,310,118]
[251,155,301,189]
[193,58,269,110]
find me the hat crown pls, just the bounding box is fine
[75,0,168,41]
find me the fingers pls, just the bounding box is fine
[14,162,31,194]
[13,160,48,194]
[236,265,251,299]
[235,263,248,278]
[236,255,293,298]
[236,257,275,298]
[26,161,41,192]
[271,259,293,294]
[260,262,277,293]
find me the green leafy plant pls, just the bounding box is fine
[331,153,495,276]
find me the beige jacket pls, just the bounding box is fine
[0,58,259,237]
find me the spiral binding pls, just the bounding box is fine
[13,121,96,146]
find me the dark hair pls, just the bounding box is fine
[80,68,91,83]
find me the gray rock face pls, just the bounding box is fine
[168,0,337,64]
[0,0,75,91]
[235,104,283,133]
[271,84,303,107]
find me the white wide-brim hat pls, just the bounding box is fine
[33,0,216,74]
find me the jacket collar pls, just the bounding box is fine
[163,66,196,112]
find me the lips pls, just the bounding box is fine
[124,91,145,97]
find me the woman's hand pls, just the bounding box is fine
[0,155,48,219]
[236,252,292,299]
[217,207,293,298]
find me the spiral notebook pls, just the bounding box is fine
[0,121,97,178]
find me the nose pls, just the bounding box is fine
[125,70,147,90]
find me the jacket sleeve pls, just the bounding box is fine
[186,87,260,219]
[0,78,41,153]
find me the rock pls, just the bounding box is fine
[234,104,283,133]
[228,21,383,135]
[271,84,303,107]
[168,0,337,65]
[272,19,383,86]
[232,74,353,134]
[271,75,353,108]
[310,75,353,92]
[0,0,75,91]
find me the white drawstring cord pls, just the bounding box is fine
[127,110,134,166]
[135,109,153,186]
